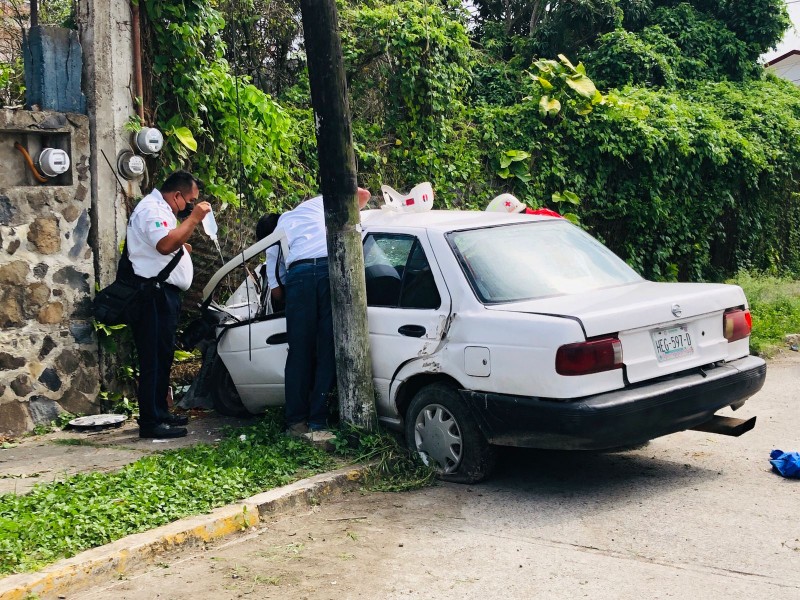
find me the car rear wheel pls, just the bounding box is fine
[405,383,496,484]
[208,356,251,417]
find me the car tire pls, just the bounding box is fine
[208,356,251,417]
[405,383,496,484]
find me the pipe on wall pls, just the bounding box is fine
[14,142,49,183]
[30,0,39,27]
[131,1,145,123]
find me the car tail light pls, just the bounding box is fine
[556,336,623,376]
[723,308,752,342]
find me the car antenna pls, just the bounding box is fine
[227,0,254,361]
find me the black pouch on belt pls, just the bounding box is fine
[92,244,184,325]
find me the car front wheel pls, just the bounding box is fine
[208,356,251,418]
[405,383,496,484]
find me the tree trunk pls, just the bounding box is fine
[529,1,542,37]
[298,0,377,431]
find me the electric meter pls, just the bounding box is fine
[36,148,70,178]
[134,127,164,155]
[117,150,146,180]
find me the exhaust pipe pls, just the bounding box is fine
[690,415,756,437]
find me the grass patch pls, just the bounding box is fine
[52,438,105,448]
[728,272,800,357]
[332,427,435,492]
[0,410,332,575]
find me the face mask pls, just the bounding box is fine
[177,202,194,220]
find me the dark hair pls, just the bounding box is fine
[256,213,281,241]
[161,170,202,195]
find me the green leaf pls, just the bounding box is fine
[565,75,597,100]
[558,54,577,72]
[539,95,561,118]
[514,171,532,183]
[505,149,530,161]
[500,149,530,168]
[563,190,581,205]
[562,213,580,225]
[172,127,198,152]
[537,77,553,90]
[533,59,559,75]
[173,350,195,362]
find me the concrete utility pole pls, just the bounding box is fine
[298,0,377,430]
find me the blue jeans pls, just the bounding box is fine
[284,260,336,430]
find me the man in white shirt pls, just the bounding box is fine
[257,213,286,312]
[124,171,211,439]
[271,188,371,440]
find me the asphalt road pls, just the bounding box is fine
[78,355,800,600]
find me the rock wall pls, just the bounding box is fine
[0,108,98,435]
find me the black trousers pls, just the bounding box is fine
[130,283,182,428]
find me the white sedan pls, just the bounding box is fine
[197,209,766,483]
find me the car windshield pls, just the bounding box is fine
[447,221,642,303]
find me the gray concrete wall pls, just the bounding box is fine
[77,0,141,291]
[76,0,142,410]
[0,108,98,435]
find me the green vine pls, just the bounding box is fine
[140,0,314,210]
[131,0,800,281]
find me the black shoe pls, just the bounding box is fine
[139,423,188,439]
[161,413,189,426]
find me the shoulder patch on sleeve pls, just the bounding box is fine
[149,219,170,231]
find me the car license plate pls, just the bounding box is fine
[651,325,694,363]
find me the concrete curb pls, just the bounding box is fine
[0,465,367,600]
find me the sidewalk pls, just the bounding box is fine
[0,411,368,600]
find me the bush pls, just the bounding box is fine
[729,272,800,356]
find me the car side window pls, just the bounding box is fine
[363,234,412,307]
[363,234,441,309]
[399,240,441,309]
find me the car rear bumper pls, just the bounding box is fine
[460,355,766,450]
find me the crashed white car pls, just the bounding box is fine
[196,206,766,483]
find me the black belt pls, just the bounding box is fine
[289,257,328,270]
[126,276,181,294]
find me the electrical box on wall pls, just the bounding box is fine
[117,150,146,180]
[134,127,164,155]
[37,148,70,177]
[4,132,73,186]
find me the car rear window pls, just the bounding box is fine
[447,221,642,303]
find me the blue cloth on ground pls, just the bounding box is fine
[769,449,800,478]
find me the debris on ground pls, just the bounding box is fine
[769,449,800,478]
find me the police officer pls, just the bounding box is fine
[126,171,211,438]
[267,188,371,441]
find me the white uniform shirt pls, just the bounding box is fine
[126,189,194,291]
[266,196,327,289]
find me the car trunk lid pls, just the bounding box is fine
[486,281,748,383]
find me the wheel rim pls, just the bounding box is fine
[413,403,463,474]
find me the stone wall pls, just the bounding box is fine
[0,108,98,436]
